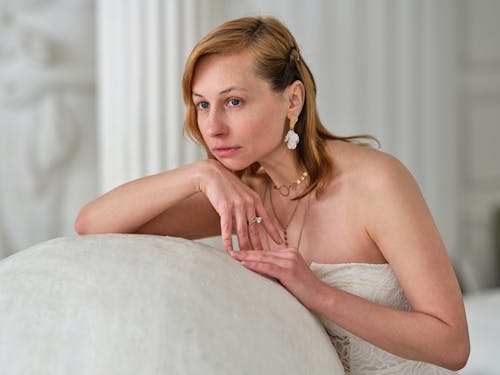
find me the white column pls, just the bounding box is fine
[97,0,225,192]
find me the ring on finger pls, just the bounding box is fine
[248,216,263,226]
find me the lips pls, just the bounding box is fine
[212,146,241,157]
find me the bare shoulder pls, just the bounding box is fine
[327,140,444,262]
[326,140,417,196]
[326,140,429,245]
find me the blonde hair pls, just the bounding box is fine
[182,16,375,197]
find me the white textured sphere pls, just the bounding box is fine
[0,234,344,375]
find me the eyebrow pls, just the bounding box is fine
[192,86,248,97]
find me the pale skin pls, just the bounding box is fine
[75,51,469,370]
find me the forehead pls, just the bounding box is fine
[192,52,265,94]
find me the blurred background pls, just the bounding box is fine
[0,0,499,371]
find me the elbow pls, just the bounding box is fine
[74,207,97,235]
[450,341,470,371]
[442,333,470,371]
[74,205,131,235]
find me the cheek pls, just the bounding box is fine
[252,113,286,141]
[196,115,209,139]
[245,119,283,145]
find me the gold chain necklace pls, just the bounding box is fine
[272,171,308,197]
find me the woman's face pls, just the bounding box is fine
[191,51,289,171]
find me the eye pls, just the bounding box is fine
[227,98,241,107]
[196,101,209,110]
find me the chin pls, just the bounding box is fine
[215,158,253,172]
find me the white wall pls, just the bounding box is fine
[456,0,500,290]
[0,0,97,257]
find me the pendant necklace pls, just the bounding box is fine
[269,189,301,247]
[265,183,312,250]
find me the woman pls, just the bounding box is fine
[75,16,469,373]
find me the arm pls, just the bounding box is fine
[232,154,469,370]
[75,159,281,251]
[74,162,215,237]
[337,154,470,369]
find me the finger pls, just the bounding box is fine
[240,260,284,280]
[220,211,234,252]
[234,206,252,250]
[246,209,264,250]
[255,203,282,245]
[232,250,294,266]
[248,222,264,250]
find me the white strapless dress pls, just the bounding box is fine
[310,262,457,375]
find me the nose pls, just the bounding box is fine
[203,107,228,138]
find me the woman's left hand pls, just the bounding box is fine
[230,248,327,311]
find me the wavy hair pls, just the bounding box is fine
[182,16,375,197]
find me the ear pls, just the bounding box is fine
[285,80,305,118]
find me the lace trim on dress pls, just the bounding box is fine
[330,335,351,373]
[310,262,457,375]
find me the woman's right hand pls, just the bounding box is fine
[197,159,282,252]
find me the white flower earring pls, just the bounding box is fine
[284,116,299,149]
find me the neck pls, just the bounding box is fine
[258,146,307,198]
